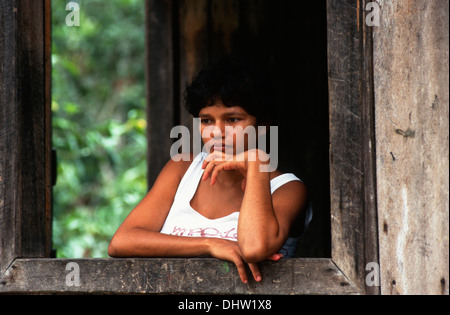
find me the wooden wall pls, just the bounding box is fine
[1,0,447,295]
[327,0,379,294]
[373,0,449,295]
[0,0,52,277]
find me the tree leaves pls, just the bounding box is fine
[52,0,146,258]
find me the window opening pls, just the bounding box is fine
[50,0,330,259]
[51,0,146,258]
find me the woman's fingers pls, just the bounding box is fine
[232,257,249,284]
[202,152,225,181]
[232,258,263,283]
[202,159,216,181]
[210,239,265,284]
[210,164,222,185]
[248,263,262,282]
[203,159,226,184]
[204,158,247,186]
[266,253,283,261]
[210,162,241,185]
[203,151,226,166]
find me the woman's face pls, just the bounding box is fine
[199,103,258,155]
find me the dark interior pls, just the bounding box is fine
[185,0,331,257]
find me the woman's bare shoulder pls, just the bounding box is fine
[164,152,196,179]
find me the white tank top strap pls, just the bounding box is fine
[173,152,207,202]
[270,173,302,194]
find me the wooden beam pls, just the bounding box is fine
[146,0,177,187]
[326,0,380,294]
[0,0,51,276]
[44,0,53,260]
[178,0,209,133]
[373,0,449,295]
[0,258,359,295]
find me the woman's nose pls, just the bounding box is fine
[214,122,226,138]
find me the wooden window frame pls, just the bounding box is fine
[0,0,379,295]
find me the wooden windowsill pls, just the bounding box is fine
[0,258,359,295]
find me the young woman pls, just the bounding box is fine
[108,56,312,284]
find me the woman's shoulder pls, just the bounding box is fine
[269,170,307,194]
[167,152,194,170]
[166,152,205,179]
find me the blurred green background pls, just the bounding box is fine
[52,0,147,258]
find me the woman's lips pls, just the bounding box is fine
[211,144,232,151]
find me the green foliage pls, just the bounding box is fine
[52,0,147,258]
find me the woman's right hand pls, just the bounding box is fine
[207,238,261,283]
[207,238,282,284]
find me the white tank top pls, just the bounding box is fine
[160,152,312,256]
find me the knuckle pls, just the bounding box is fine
[234,261,245,269]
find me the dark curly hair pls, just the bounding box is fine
[183,55,276,126]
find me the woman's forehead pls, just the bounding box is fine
[199,104,249,116]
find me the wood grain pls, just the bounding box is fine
[0,258,359,295]
[326,0,380,294]
[0,0,51,275]
[146,0,177,187]
[373,0,449,295]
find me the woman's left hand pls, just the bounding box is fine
[202,149,269,187]
[201,150,245,186]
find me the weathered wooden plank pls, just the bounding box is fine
[326,0,380,294]
[360,0,380,297]
[0,258,359,295]
[209,0,240,62]
[0,0,51,276]
[373,0,449,295]
[0,0,19,278]
[178,0,209,135]
[146,0,177,187]
[44,0,53,259]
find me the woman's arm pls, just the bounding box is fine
[108,154,265,283]
[108,155,210,258]
[238,159,308,263]
[202,149,308,263]
[109,228,211,258]
[237,159,278,262]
